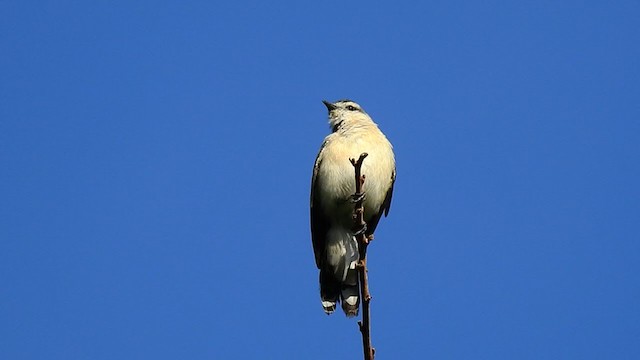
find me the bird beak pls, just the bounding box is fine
[322,100,337,111]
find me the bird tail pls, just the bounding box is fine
[340,264,360,317]
[320,228,360,317]
[319,270,339,314]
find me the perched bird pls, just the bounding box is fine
[310,99,396,317]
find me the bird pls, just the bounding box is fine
[310,99,396,317]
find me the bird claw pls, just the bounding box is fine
[353,223,367,236]
[350,192,366,203]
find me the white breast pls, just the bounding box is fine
[316,127,394,224]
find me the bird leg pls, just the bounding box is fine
[353,222,367,236]
[350,192,366,203]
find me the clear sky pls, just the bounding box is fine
[1,1,639,359]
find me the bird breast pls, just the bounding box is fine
[316,130,394,225]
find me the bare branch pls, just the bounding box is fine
[349,152,375,360]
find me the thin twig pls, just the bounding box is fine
[349,152,375,360]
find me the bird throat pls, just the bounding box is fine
[332,120,344,133]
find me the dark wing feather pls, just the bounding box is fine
[310,140,329,268]
[383,169,396,216]
[365,169,396,236]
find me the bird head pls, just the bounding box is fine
[322,99,372,132]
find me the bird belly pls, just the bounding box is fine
[316,149,390,225]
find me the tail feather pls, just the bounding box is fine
[319,228,360,316]
[340,265,360,317]
[319,270,339,314]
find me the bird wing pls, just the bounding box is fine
[365,168,396,236]
[310,139,329,269]
[383,169,396,216]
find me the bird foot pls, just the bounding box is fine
[350,192,366,203]
[353,223,367,236]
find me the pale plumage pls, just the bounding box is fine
[310,100,396,317]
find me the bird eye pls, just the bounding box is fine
[346,105,358,111]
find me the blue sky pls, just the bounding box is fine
[1,1,639,359]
